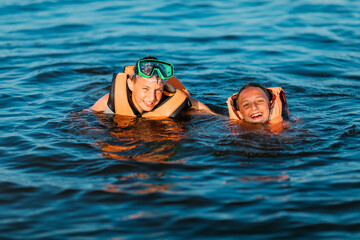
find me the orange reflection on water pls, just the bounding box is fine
[223,171,289,184]
[227,119,290,135]
[120,172,153,180]
[104,182,173,194]
[110,115,185,142]
[241,171,289,182]
[98,116,187,163]
[100,143,140,152]
[104,172,172,194]
[240,174,289,182]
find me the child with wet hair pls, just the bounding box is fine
[92,56,215,118]
[227,82,289,124]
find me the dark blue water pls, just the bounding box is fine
[1,0,360,239]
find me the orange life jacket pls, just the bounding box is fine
[107,66,190,118]
[226,87,289,124]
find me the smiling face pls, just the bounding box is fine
[127,75,165,113]
[237,86,270,123]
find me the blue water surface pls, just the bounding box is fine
[1,0,360,239]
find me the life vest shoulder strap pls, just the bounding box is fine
[143,90,189,118]
[167,76,190,95]
[124,66,134,77]
[267,87,290,123]
[226,93,241,120]
[267,87,283,123]
[107,72,135,117]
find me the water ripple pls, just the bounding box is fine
[1,0,360,239]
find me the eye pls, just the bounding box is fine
[243,103,250,108]
[156,89,163,93]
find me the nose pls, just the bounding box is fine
[146,90,156,103]
[251,102,259,110]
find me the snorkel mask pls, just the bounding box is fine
[136,59,174,81]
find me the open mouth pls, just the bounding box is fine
[143,101,155,108]
[251,112,263,119]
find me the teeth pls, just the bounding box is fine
[251,113,262,118]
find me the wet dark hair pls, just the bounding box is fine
[235,82,272,109]
[131,56,159,81]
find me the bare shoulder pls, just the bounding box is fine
[91,93,109,112]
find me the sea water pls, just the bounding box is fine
[1,0,360,239]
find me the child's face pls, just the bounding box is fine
[127,76,164,113]
[237,87,270,123]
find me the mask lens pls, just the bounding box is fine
[138,60,174,80]
[139,61,154,76]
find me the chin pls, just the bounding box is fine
[142,107,154,112]
[141,105,155,112]
[143,101,160,112]
[246,118,267,124]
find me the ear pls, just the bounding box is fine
[127,78,134,91]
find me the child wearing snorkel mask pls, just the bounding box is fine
[92,56,214,118]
